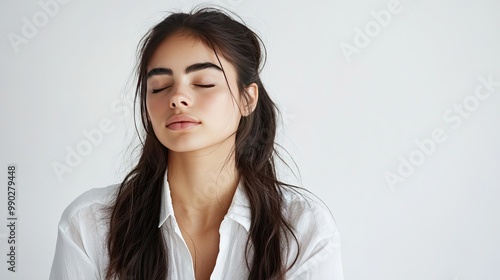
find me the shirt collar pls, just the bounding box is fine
[158,167,252,231]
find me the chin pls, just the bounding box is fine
[160,140,206,153]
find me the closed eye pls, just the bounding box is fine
[151,86,171,93]
[195,84,215,88]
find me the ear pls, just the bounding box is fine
[242,82,259,117]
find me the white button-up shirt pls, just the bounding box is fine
[49,169,344,279]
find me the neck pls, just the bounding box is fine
[167,142,239,231]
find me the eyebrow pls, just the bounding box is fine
[146,62,222,79]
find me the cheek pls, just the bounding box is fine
[146,95,165,121]
[200,90,240,116]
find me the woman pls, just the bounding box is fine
[50,7,343,280]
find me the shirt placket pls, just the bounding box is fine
[168,217,196,279]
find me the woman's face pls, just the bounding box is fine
[145,33,244,154]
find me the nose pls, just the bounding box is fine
[169,86,191,108]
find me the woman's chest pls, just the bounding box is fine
[165,220,250,279]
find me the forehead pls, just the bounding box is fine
[147,33,225,72]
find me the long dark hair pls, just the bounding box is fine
[105,6,300,280]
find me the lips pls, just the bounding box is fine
[166,114,201,129]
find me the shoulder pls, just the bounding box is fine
[280,187,343,278]
[57,183,120,232]
[52,184,121,277]
[280,186,339,238]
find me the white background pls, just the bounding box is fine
[1,0,499,279]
